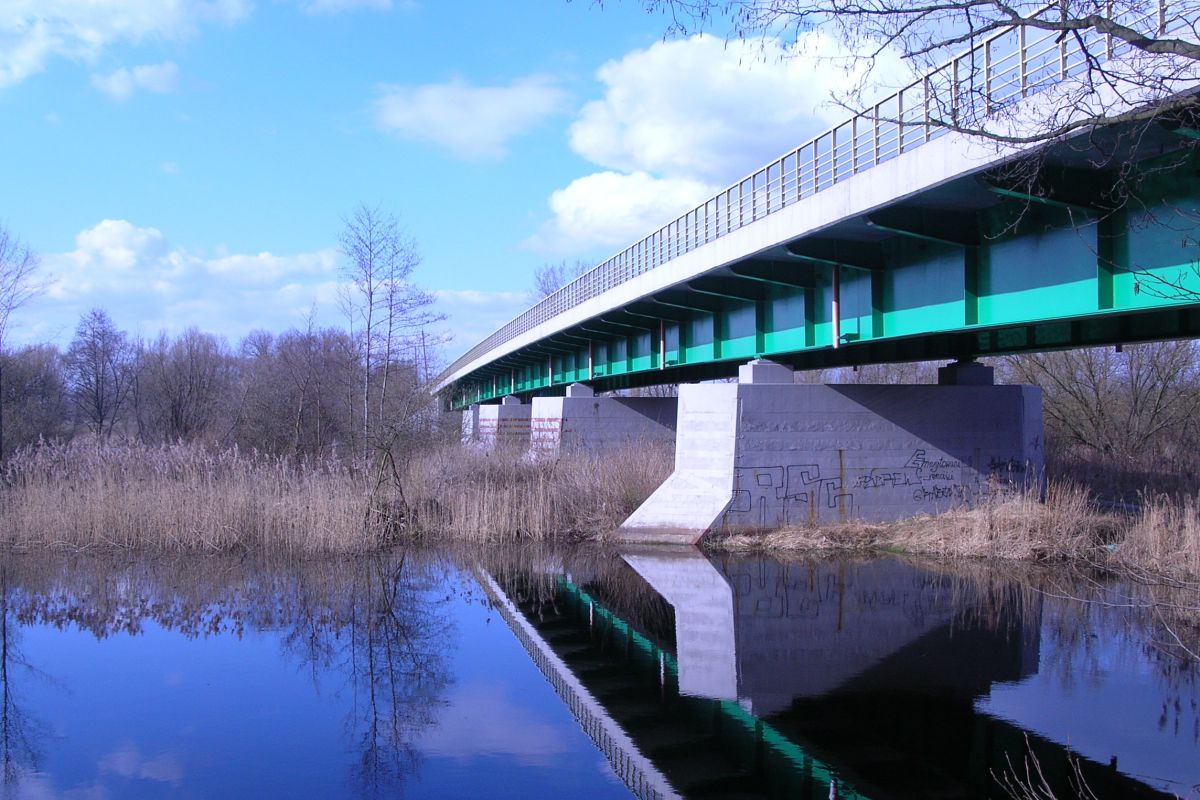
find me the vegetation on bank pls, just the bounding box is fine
[0,439,672,553]
[0,435,1197,586]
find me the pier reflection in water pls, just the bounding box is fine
[0,549,1196,799]
[484,548,1199,800]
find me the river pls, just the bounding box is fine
[0,547,1195,798]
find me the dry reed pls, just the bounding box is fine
[398,441,674,543]
[0,439,673,552]
[0,440,379,553]
[709,481,1122,565]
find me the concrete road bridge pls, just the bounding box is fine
[441,5,1200,539]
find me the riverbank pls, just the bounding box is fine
[0,440,1196,582]
[706,483,1200,582]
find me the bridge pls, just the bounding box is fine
[442,6,1200,538]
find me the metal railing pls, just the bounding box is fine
[438,2,1180,391]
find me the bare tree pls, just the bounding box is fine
[140,329,232,442]
[0,345,67,451]
[339,205,440,454]
[532,259,591,300]
[1005,340,1200,457]
[64,309,135,438]
[0,226,42,459]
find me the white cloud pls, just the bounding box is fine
[571,33,898,184]
[419,681,575,765]
[531,32,907,256]
[23,219,345,346]
[0,1,248,88]
[91,61,179,100]
[160,160,179,174]
[99,745,184,786]
[374,76,568,159]
[530,171,715,254]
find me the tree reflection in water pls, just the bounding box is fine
[1,567,39,795]
[0,551,453,798]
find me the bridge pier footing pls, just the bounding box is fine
[618,359,1043,543]
[529,383,677,458]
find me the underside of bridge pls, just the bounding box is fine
[447,128,1200,410]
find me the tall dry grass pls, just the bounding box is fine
[0,439,673,552]
[398,441,673,543]
[1115,492,1200,580]
[711,481,1122,564]
[0,440,380,552]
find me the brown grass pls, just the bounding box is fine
[709,481,1125,565]
[0,440,379,553]
[398,441,673,543]
[1114,491,1200,580]
[0,439,673,552]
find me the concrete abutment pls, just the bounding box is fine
[618,359,1044,543]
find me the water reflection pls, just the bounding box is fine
[0,553,453,799]
[481,548,1200,799]
[0,548,1196,799]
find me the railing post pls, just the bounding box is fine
[897,91,905,153]
[832,130,839,182]
[851,117,859,174]
[1105,0,1114,57]
[1019,24,1028,96]
[984,37,992,112]
[873,103,882,163]
[923,79,931,142]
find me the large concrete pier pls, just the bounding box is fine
[620,360,1043,542]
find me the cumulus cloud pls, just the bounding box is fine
[91,60,179,100]
[24,219,344,346]
[531,171,715,253]
[570,34,895,184]
[0,1,248,88]
[531,33,907,256]
[374,76,568,159]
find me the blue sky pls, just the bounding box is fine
[0,1,885,363]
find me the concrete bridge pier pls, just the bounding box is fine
[619,359,1044,543]
[472,395,532,451]
[529,383,677,459]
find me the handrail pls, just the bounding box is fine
[436,3,1178,394]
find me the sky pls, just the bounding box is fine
[0,0,888,365]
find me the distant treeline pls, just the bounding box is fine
[0,307,446,460]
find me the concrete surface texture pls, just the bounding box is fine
[473,396,532,451]
[621,365,1043,536]
[530,385,677,457]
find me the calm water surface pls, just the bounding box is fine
[0,549,1196,799]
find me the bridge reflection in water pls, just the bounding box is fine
[479,552,1178,800]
